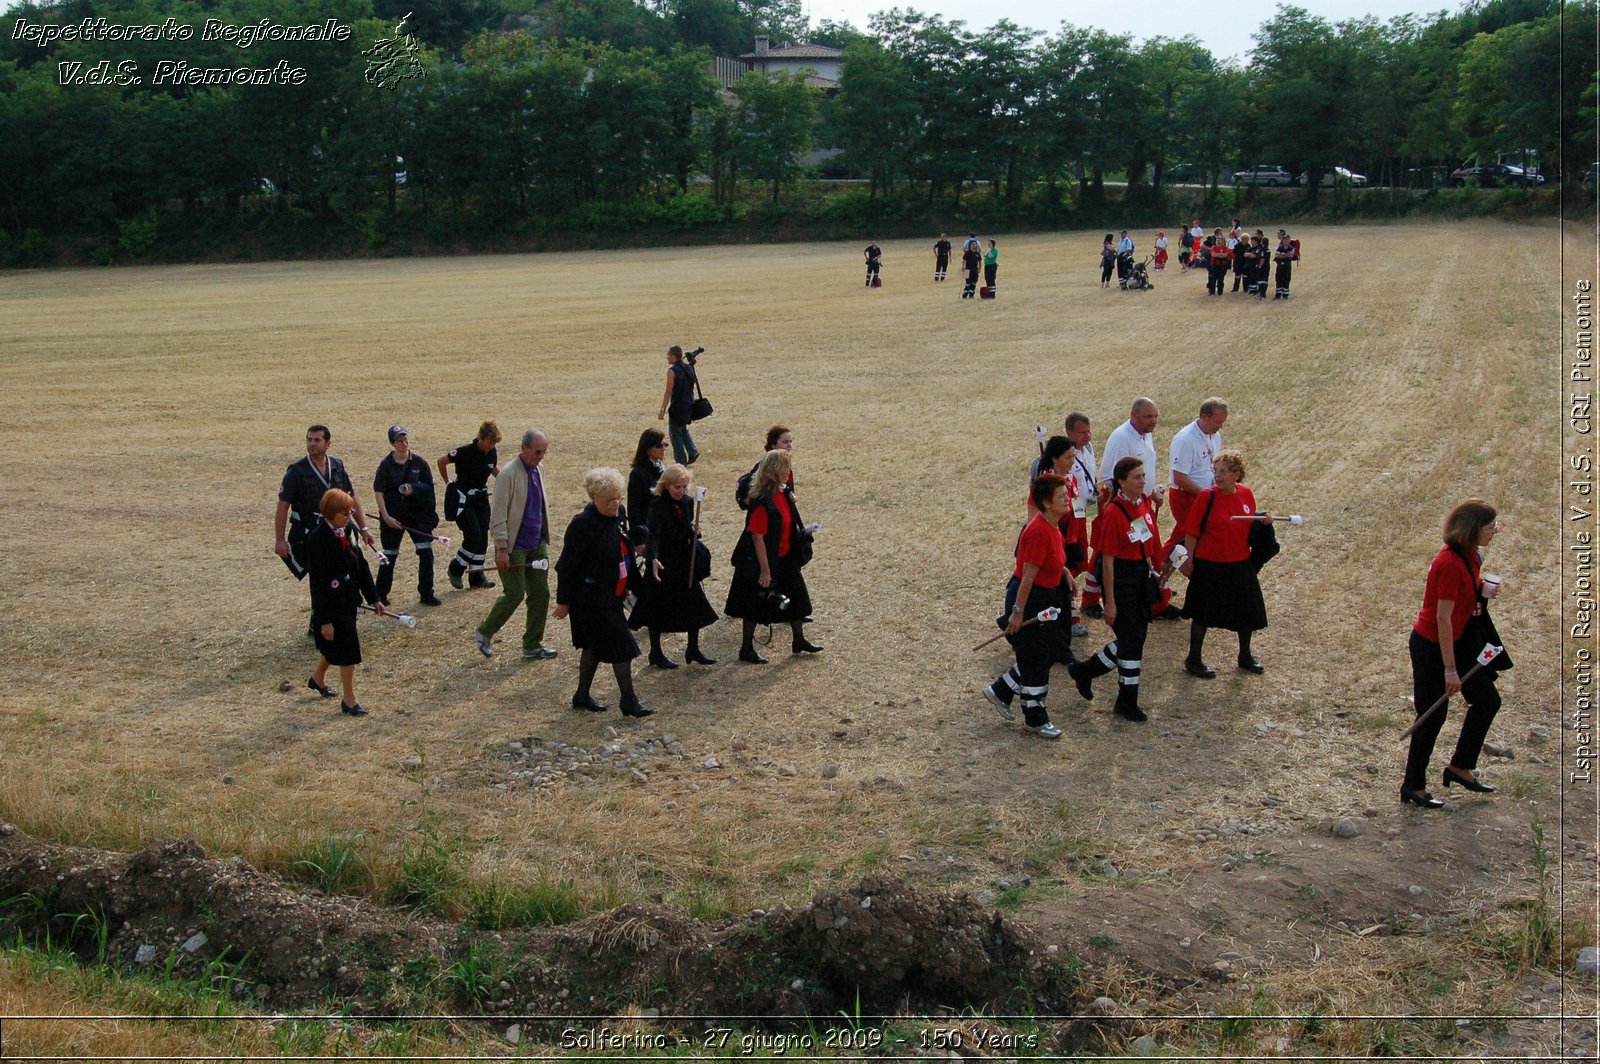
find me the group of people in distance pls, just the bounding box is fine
[929,233,998,297]
[983,397,1271,738]
[274,363,822,719]
[1104,220,1300,300]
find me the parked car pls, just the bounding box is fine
[1449,161,1545,187]
[1233,165,1296,187]
[1321,166,1367,188]
[1166,162,1215,184]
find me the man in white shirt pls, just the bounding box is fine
[1096,397,1177,618]
[1168,397,1229,530]
[1098,398,1161,515]
[1115,228,1135,282]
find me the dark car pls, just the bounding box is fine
[1449,161,1545,187]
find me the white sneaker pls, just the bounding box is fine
[473,631,493,657]
[1071,623,1089,637]
[1027,721,1063,739]
[982,685,1015,721]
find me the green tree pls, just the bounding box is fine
[730,70,817,203]
[827,36,919,198]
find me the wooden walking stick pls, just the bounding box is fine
[1400,643,1504,738]
[688,485,705,590]
[972,606,1061,651]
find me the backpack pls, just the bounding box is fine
[734,462,759,510]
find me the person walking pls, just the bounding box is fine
[726,449,821,663]
[657,345,701,466]
[1168,398,1228,532]
[1174,452,1269,678]
[274,424,376,632]
[630,464,719,668]
[373,425,441,607]
[1068,457,1162,722]
[474,429,556,660]
[304,489,384,717]
[1400,499,1512,808]
[440,420,501,590]
[553,468,653,717]
[981,472,1073,739]
[626,429,668,549]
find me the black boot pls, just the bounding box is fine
[1113,684,1147,722]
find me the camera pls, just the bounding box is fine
[683,346,705,366]
[756,587,791,613]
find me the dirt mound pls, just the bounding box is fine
[0,826,1080,1021]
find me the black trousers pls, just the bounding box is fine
[1116,255,1131,280]
[1404,631,1502,790]
[984,263,997,288]
[1275,261,1293,294]
[450,495,491,586]
[935,252,949,278]
[991,580,1061,727]
[866,262,880,284]
[1207,262,1229,294]
[963,265,979,296]
[1107,567,1151,690]
[377,523,435,600]
[1101,261,1115,284]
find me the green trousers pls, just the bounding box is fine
[477,543,550,651]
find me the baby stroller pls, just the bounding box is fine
[1119,256,1154,291]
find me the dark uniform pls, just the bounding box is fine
[1273,235,1297,299]
[279,455,356,578]
[961,245,981,298]
[626,461,664,548]
[933,238,951,281]
[374,453,438,603]
[555,504,639,664]
[864,243,882,286]
[444,440,497,589]
[305,522,379,666]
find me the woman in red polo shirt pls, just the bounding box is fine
[983,473,1072,739]
[1401,499,1511,808]
[726,449,820,664]
[1175,452,1269,678]
[1068,456,1161,722]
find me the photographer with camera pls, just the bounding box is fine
[657,345,702,466]
[725,449,821,664]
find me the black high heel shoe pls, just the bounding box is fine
[1442,766,1496,793]
[571,693,609,712]
[308,677,337,698]
[1400,785,1445,809]
[739,647,768,665]
[685,650,718,665]
[648,652,679,670]
[340,701,368,717]
[791,639,824,654]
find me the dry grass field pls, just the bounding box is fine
[0,219,1593,1058]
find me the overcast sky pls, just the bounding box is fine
[801,0,1454,63]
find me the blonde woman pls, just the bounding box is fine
[630,464,718,667]
[725,449,820,664]
[553,468,652,717]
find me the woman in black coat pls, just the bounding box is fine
[304,488,384,716]
[725,449,821,663]
[626,428,667,549]
[630,463,718,668]
[554,468,653,717]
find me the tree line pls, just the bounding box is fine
[0,0,1589,261]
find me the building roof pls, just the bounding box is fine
[802,75,838,89]
[739,43,843,59]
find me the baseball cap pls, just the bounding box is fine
[388,424,408,442]
[1276,228,1287,236]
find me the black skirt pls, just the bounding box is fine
[568,596,640,663]
[629,564,719,633]
[1181,557,1268,632]
[313,607,362,667]
[724,553,812,623]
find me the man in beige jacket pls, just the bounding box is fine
[474,429,555,659]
